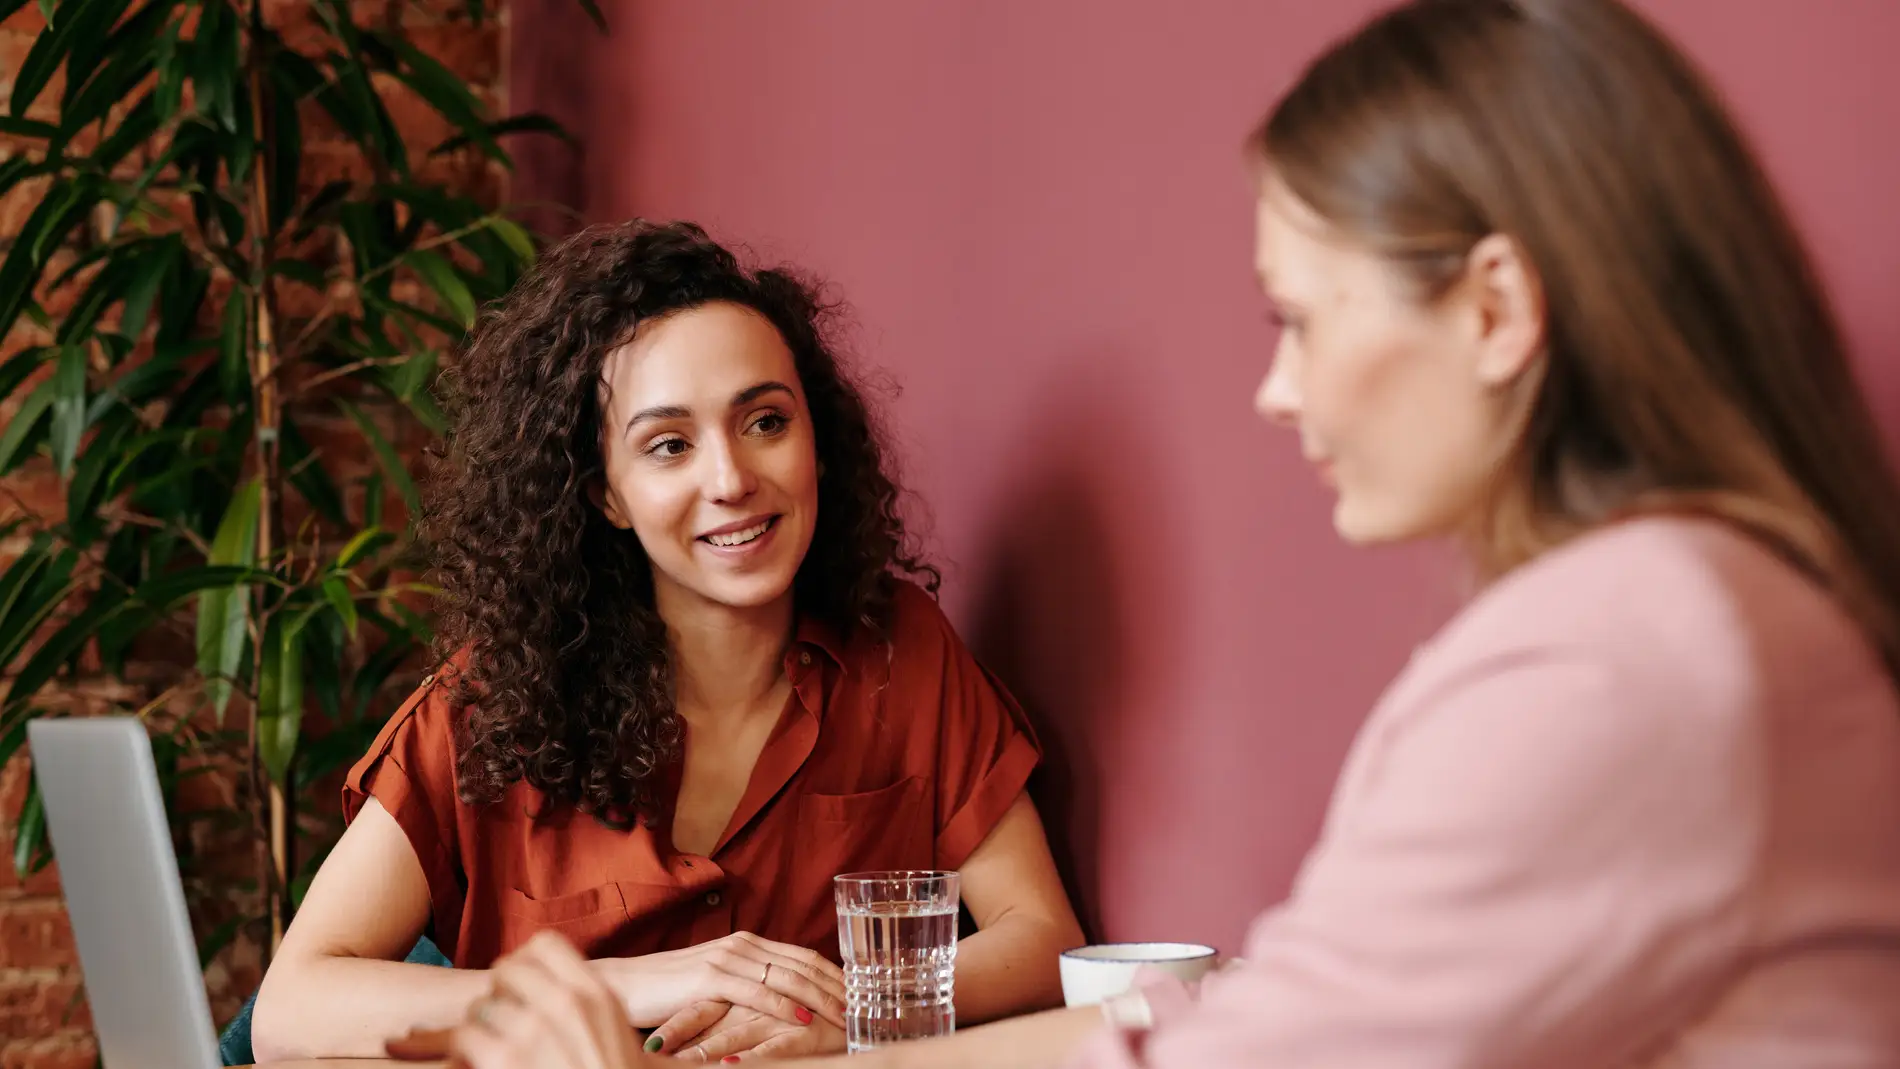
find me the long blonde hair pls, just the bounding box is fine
[1254,0,1900,676]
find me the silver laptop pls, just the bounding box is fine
[27,717,222,1069]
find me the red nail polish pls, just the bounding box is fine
[723,1058,741,1064]
[794,1006,814,1025]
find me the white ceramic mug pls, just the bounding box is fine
[1058,943,1220,1007]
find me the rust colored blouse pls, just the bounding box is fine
[341,582,1038,969]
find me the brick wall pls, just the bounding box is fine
[0,1,509,1063]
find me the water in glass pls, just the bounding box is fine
[835,871,958,1053]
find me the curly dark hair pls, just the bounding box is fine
[424,220,936,825]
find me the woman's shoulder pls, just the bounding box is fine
[836,577,962,658]
[368,647,474,748]
[343,650,471,817]
[1424,515,1884,715]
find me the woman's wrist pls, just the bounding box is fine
[1098,990,1155,1030]
[582,955,648,1013]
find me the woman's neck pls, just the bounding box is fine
[660,589,796,727]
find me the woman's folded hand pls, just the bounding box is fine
[649,1001,848,1061]
[589,931,846,1033]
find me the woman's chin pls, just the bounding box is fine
[1331,497,1425,547]
[685,569,801,614]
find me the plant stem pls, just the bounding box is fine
[245,0,294,960]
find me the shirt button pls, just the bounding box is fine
[705,891,723,907]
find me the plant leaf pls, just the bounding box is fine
[428,111,574,159]
[317,46,408,178]
[279,417,347,526]
[94,528,146,674]
[572,0,606,34]
[0,378,54,476]
[55,254,133,344]
[290,181,351,241]
[93,91,163,173]
[321,576,357,639]
[0,536,70,671]
[360,469,384,530]
[136,563,266,608]
[347,632,418,719]
[154,18,185,116]
[303,614,342,721]
[338,402,419,523]
[0,344,48,403]
[297,718,385,786]
[383,34,500,163]
[57,1,162,151]
[0,714,28,784]
[195,478,262,720]
[10,0,87,120]
[49,344,88,479]
[386,348,435,402]
[256,608,309,784]
[65,406,136,540]
[334,527,393,570]
[0,117,58,139]
[0,179,100,342]
[219,293,248,403]
[358,288,465,339]
[197,915,245,969]
[192,0,239,131]
[487,216,537,264]
[104,427,194,492]
[12,778,45,876]
[116,237,177,343]
[61,0,140,105]
[403,388,448,435]
[6,585,127,710]
[404,250,476,329]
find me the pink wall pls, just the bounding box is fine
[511,0,1900,951]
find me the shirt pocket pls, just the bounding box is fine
[499,883,633,956]
[797,776,934,876]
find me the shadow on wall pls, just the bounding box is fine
[961,360,1177,944]
[506,0,603,236]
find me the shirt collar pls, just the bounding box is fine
[790,611,848,671]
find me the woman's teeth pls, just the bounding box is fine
[705,519,772,547]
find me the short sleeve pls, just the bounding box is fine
[1070,647,1760,1069]
[913,592,1042,870]
[342,670,467,959]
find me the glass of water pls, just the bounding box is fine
[834,870,960,1053]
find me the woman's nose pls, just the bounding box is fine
[1255,341,1302,428]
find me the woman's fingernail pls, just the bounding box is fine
[644,1034,665,1053]
[723,1058,742,1065]
[795,1007,814,1025]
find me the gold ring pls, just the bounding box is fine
[761,962,771,985]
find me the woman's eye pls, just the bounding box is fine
[1266,307,1305,335]
[751,412,789,435]
[647,437,689,458]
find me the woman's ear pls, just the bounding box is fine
[589,478,631,530]
[1463,233,1547,390]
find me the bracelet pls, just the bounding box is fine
[1098,991,1155,1031]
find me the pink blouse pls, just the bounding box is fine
[1074,517,1900,1068]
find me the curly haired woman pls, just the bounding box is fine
[249,221,1084,1063]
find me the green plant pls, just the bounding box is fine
[0,0,599,962]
